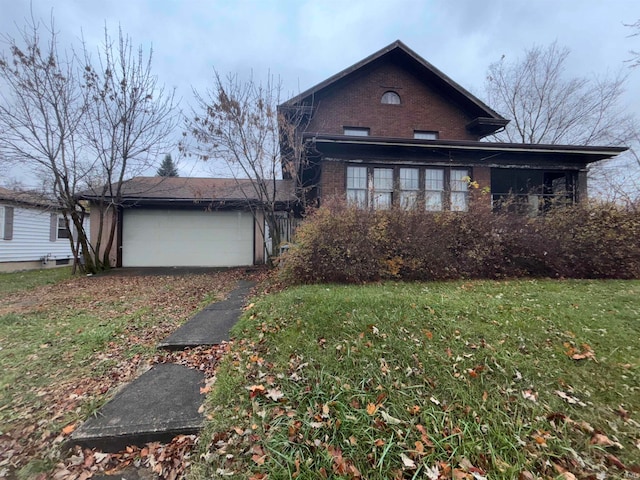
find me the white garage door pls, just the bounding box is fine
[122,209,254,267]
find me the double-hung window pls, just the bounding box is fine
[399,168,419,209]
[425,169,444,211]
[1,206,13,240]
[450,169,469,211]
[346,166,367,207]
[372,168,393,209]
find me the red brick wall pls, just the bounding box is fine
[472,166,491,191]
[306,60,478,141]
[320,161,346,198]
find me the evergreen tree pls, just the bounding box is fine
[157,154,179,176]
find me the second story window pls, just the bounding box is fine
[343,127,370,136]
[381,91,401,105]
[414,130,439,140]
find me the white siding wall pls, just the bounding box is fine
[0,203,88,263]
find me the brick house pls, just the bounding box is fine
[280,40,626,213]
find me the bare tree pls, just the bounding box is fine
[626,19,640,68]
[81,27,178,268]
[0,16,97,273]
[185,71,310,263]
[485,42,636,146]
[0,17,178,273]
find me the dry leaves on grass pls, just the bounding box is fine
[0,268,258,477]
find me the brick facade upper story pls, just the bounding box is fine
[280,41,626,211]
[306,60,479,141]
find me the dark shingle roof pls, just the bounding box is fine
[0,186,58,209]
[80,177,296,206]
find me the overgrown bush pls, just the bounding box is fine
[282,197,640,283]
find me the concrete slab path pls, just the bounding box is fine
[71,363,204,452]
[157,280,255,350]
[71,280,254,452]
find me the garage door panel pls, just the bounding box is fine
[122,209,254,267]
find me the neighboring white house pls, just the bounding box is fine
[0,186,86,272]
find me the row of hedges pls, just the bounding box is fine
[281,199,640,283]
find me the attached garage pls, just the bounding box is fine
[122,209,254,267]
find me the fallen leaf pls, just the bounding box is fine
[265,388,284,402]
[407,405,421,415]
[400,453,416,469]
[425,465,440,480]
[591,433,623,449]
[366,403,378,415]
[521,389,538,402]
[555,390,586,407]
[553,463,577,479]
[61,424,76,435]
[380,410,402,425]
[605,454,627,470]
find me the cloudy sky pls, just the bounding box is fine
[1,0,639,184]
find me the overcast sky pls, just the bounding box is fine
[1,0,639,185]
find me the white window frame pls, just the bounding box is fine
[343,127,370,137]
[372,168,393,210]
[346,166,367,207]
[57,215,70,240]
[425,168,444,211]
[450,169,470,212]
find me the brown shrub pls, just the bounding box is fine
[281,198,640,284]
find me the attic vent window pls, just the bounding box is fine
[381,91,401,105]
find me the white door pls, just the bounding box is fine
[122,209,254,267]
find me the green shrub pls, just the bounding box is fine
[282,198,640,283]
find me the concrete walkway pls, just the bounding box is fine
[158,280,255,349]
[71,280,254,452]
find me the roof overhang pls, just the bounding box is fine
[303,134,628,164]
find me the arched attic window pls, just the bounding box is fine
[381,91,401,105]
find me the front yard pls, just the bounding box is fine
[1,270,639,479]
[0,267,248,479]
[193,280,640,479]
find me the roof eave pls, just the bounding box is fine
[304,134,628,161]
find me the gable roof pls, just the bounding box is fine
[80,177,296,207]
[281,40,508,128]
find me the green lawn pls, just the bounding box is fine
[193,280,640,479]
[0,266,73,295]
